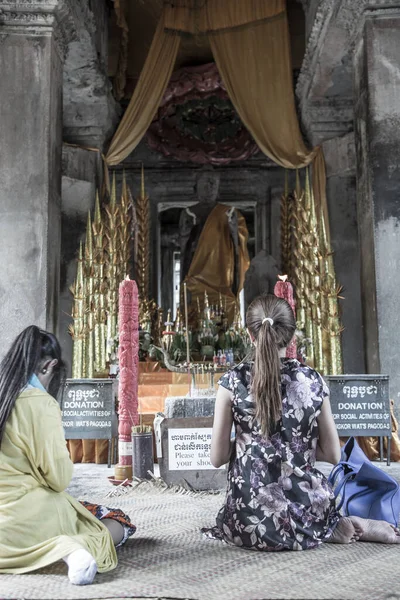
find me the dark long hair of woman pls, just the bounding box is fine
[0,325,66,446]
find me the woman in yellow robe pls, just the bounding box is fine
[0,326,134,585]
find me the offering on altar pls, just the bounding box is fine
[161,309,176,353]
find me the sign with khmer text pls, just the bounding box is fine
[168,427,222,470]
[158,417,227,491]
[325,375,391,437]
[61,379,116,440]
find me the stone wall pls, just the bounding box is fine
[63,0,119,147]
[0,28,64,358]
[322,134,365,374]
[354,11,400,417]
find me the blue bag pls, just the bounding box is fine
[328,436,400,527]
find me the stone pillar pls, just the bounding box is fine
[0,1,76,356]
[322,134,365,374]
[354,8,400,414]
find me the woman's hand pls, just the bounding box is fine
[316,396,341,465]
[210,385,234,468]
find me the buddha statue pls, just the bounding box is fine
[179,167,250,321]
[179,168,221,283]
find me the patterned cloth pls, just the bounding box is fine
[81,502,136,547]
[202,359,340,551]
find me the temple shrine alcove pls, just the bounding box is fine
[111,61,287,327]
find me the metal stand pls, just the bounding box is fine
[107,437,118,468]
[379,436,391,467]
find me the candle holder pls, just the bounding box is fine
[131,424,154,480]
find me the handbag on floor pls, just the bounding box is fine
[328,436,400,527]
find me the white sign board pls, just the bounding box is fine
[168,427,224,470]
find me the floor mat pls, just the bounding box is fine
[1,480,400,600]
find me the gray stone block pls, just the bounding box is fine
[158,416,227,491]
[164,396,216,419]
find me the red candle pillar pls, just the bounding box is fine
[274,275,297,359]
[115,276,139,481]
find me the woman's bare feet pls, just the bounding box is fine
[326,516,363,544]
[349,516,400,544]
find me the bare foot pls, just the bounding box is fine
[326,517,361,544]
[349,516,400,544]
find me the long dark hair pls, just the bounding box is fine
[0,325,66,445]
[246,294,296,437]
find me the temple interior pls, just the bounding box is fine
[4,2,400,597]
[2,0,400,461]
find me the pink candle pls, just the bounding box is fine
[117,276,139,475]
[274,275,297,359]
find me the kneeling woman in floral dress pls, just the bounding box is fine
[203,294,400,549]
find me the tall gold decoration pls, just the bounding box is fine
[70,173,135,378]
[280,170,295,282]
[304,169,322,371]
[104,173,120,359]
[134,164,159,334]
[289,173,307,337]
[319,194,344,374]
[136,164,150,301]
[69,242,85,378]
[281,168,343,374]
[92,192,107,374]
[84,213,95,378]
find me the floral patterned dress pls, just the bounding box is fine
[202,359,340,551]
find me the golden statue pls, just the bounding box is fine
[179,168,250,321]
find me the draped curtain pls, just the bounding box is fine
[106,16,180,165]
[107,0,329,243]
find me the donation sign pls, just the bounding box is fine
[168,427,224,470]
[60,379,115,439]
[325,375,391,437]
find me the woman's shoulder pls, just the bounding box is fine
[17,388,59,412]
[227,361,252,380]
[282,359,323,378]
[218,362,251,390]
[282,359,327,395]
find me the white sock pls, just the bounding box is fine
[63,548,97,586]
